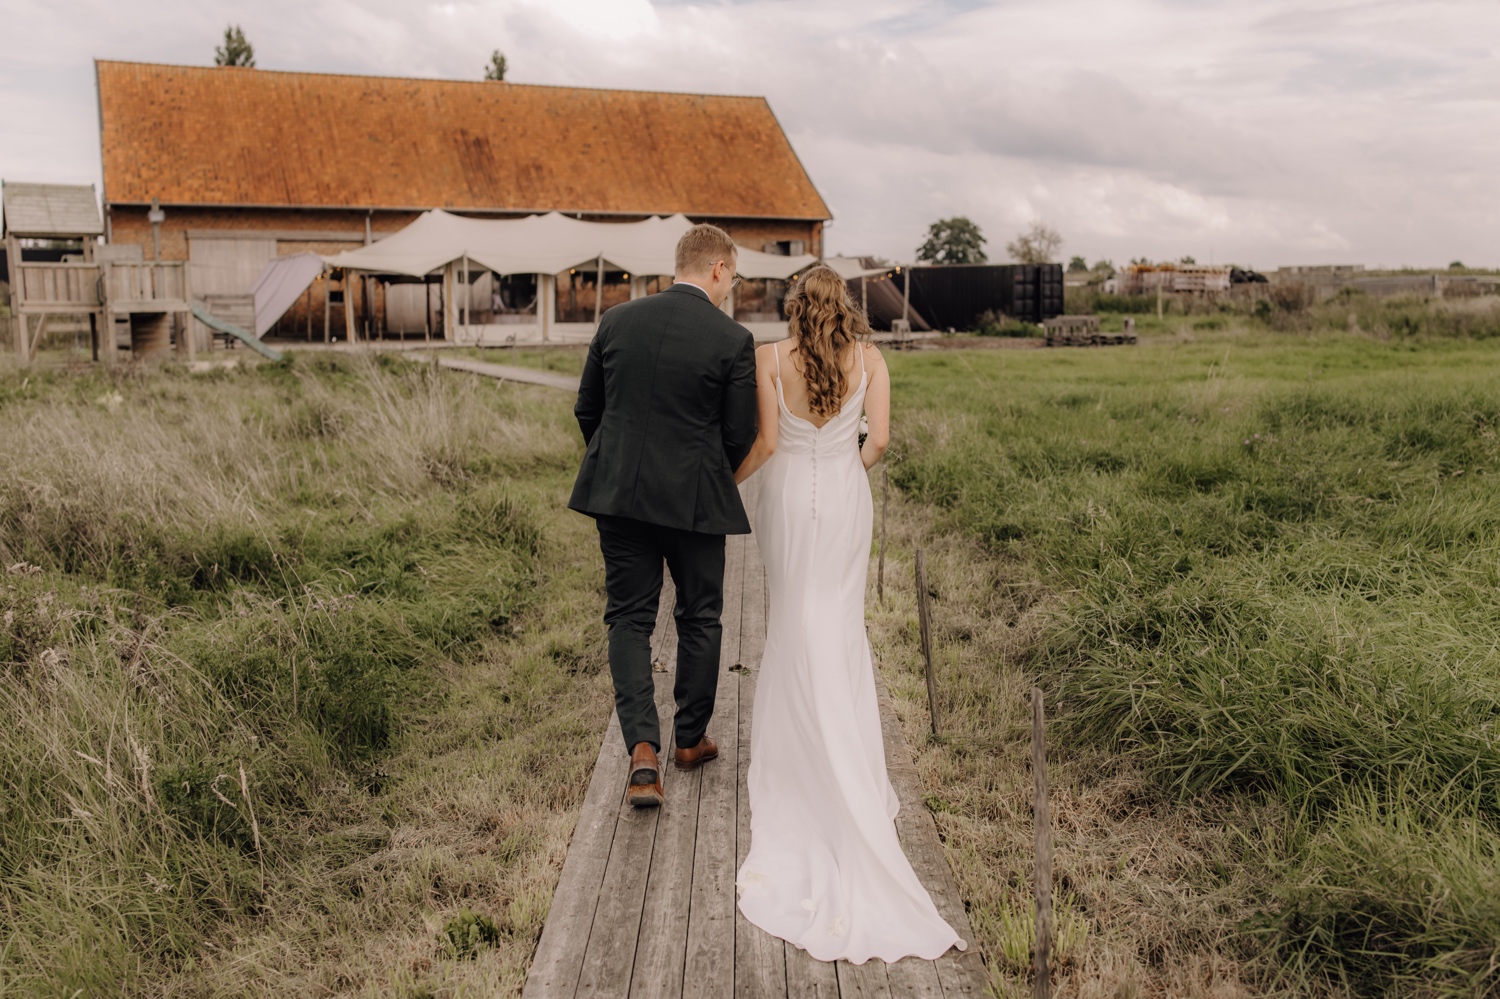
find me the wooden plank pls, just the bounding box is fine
[721,532,746,668]
[885,957,944,999]
[629,574,698,998]
[575,669,678,997]
[785,946,841,998]
[522,712,629,999]
[682,538,743,999]
[735,668,787,998]
[523,567,675,999]
[738,528,766,671]
[629,736,701,997]
[876,679,988,999]
[837,959,892,999]
[437,356,581,392]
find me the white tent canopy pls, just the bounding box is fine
[824,255,895,281]
[324,209,818,281]
[249,253,325,336]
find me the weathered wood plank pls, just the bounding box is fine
[837,959,893,999]
[785,946,841,998]
[884,956,944,999]
[738,529,767,671]
[525,566,678,999]
[629,581,701,999]
[437,355,582,392]
[521,709,628,999]
[576,663,680,996]
[722,532,746,668]
[876,679,989,999]
[735,668,788,998]
[683,635,741,998]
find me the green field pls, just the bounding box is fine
[878,323,1500,995]
[3,299,1500,996]
[0,354,612,995]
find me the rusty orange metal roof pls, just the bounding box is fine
[95,60,831,220]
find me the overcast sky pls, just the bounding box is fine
[2,0,1495,268]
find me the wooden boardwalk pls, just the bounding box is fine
[523,517,989,998]
[436,356,582,392]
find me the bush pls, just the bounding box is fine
[973,309,1040,337]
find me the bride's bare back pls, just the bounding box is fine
[775,341,875,428]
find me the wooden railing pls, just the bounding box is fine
[16,262,103,308]
[105,262,189,307]
[15,260,191,312]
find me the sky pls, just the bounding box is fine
[1,0,1496,269]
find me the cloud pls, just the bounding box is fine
[1,0,1495,267]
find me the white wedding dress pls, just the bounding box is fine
[736,343,966,964]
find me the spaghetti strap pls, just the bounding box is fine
[858,342,867,380]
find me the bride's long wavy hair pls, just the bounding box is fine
[783,264,872,419]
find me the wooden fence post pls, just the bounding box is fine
[1032,687,1052,999]
[915,549,939,736]
[878,463,888,605]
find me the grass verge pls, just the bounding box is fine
[0,351,612,996]
[870,328,1500,996]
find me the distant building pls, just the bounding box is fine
[93,60,831,331]
[1118,263,1231,295]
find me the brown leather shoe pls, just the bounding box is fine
[626,742,664,808]
[672,735,719,771]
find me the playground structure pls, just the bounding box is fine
[4,182,196,365]
[4,182,291,366]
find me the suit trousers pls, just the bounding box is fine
[595,515,726,754]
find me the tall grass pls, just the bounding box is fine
[885,332,1500,993]
[0,353,607,995]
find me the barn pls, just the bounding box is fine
[93,60,831,340]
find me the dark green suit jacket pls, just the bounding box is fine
[568,283,759,535]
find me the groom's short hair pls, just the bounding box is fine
[675,224,738,277]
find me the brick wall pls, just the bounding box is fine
[105,206,423,261]
[106,205,825,262]
[703,218,824,257]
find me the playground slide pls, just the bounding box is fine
[189,301,284,362]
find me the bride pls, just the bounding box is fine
[731,265,966,964]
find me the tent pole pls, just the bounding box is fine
[424,277,432,342]
[462,254,470,343]
[593,255,605,325]
[903,265,911,326]
[343,269,357,344]
[541,273,551,345]
[323,271,331,343]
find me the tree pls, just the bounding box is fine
[916,217,987,265]
[484,50,508,81]
[1067,255,1089,273]
[1005,221,1062,264]
[1180,254,1197,265]
[1449,260,1466,270]
[214,25,255,67]
[1092,258,1116,275]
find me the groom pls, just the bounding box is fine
[568,223,758,808]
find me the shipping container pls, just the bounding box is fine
[901,263,1065,329]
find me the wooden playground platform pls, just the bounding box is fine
[522,516,988,999]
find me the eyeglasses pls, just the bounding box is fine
[717,260,743,290]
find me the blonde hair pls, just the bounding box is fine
[784,264,872,419]
[675,223,738,277]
